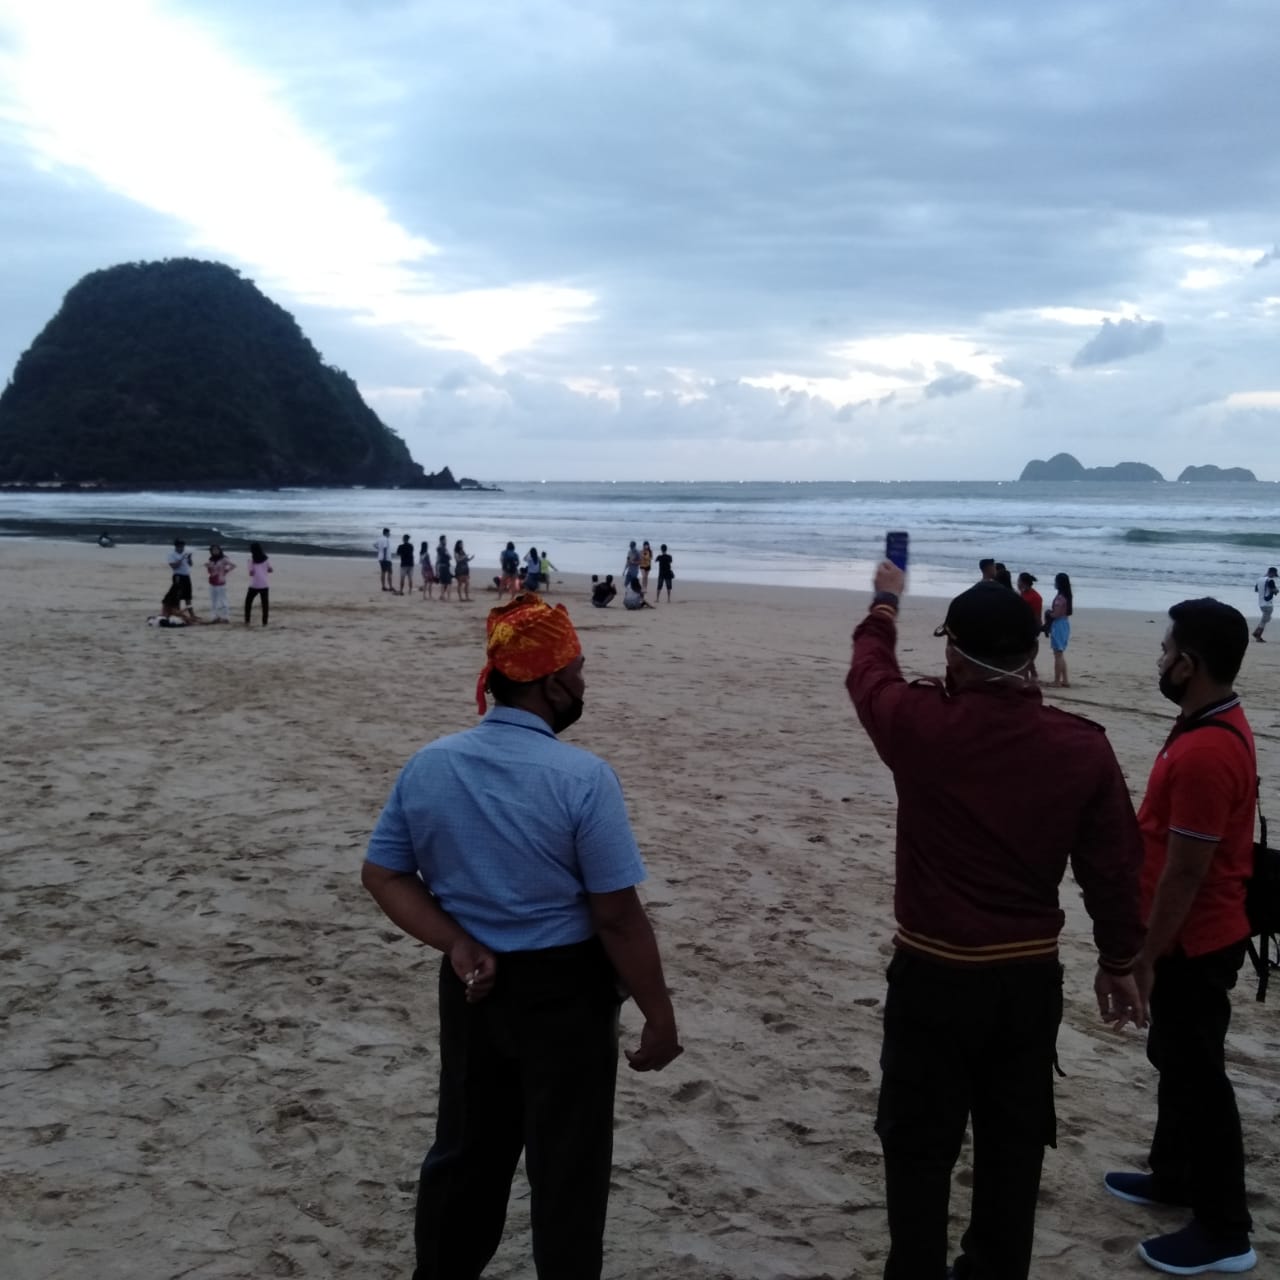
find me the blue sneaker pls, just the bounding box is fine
[1137,1222,1256,1274]
[1105,1171,1190,1208]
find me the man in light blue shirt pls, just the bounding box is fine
[362,593,681,1280]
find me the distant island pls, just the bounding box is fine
[1020,453,1164,482]
[0,258,459,490]
[1176,464,1257,483]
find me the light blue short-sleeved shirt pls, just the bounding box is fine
[365,706,646,951]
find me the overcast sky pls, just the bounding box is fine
[2,0,1278,480]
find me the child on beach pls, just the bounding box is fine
[1048,572,1073,686]
[205,545,236,623]
[454,541,472,600]
[538,549,555,592]
[245,543,272,626]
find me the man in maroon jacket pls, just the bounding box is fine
[847,564,1146,1280]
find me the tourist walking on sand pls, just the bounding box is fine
[499,542,521,598]
[654,545,674,603]
[639,541,653,591]
[244,543,272,626]
[419,542,436,599]
[454,541,472,601]
[435,536,453,601]
[1254,566,1277,641]
[1104,599,1258,1275]
[168,538,194,606]
[361,593,682,1278]
[1048,572,1073,687]
[847,570,1145,1280]
[375,528,394,592]
[397,535,416,596]
[539,549,556,593]
[205,544,236,623]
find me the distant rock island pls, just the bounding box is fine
[1019,453,1164,482]
[0,258,459,490]
[1176,464,1257,483]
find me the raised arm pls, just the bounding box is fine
[846,561,910,767]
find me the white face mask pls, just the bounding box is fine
[949,641,1034,684]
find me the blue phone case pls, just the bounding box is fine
[886,531,909,570]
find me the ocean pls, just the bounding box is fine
[2,480,1277,613]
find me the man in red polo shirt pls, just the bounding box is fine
[1104,598,1258,1275]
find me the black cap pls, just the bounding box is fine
[936,582,1040,659]
[1269,567,1278,576]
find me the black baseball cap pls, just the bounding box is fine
[935,582,1040,659]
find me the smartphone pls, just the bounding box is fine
[885,530,909,571]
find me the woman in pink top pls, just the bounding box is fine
[245,542,272,626]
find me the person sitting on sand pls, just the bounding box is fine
[150,583,199,626]
[623,578,651,611]
[98,531,114,548]
[591,574,617,608]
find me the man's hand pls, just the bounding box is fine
[874,560,905,597]
[625,1017,683,1072]
[1094,967,1148,1030]
[449,936,497,1002]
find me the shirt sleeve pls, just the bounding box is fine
[364,778,420,873]
[845,608,909,768]
[1166,740,1246,842]
[1069,744,1145,973]
[574,765,647,893]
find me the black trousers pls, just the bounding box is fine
[414,938,621,1280]
[876,950,1062,1280]
[172,573,192,605]
[244,587,269,625]
[1147,940,1251,1237]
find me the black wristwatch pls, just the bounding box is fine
[872,591,900,609]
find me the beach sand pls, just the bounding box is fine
[3,540,1277,1279]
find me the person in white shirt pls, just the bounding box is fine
[374,528,394,592]
[624,578,651,611]
[167,539,193,606]
[1254,566,1277,641]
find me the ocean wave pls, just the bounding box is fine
[1123,528,1280,548]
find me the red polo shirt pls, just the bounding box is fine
[1137,697,1256,956]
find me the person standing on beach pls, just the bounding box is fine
[397,535,416,596]
[435,536,454,601]
[454,541,472,601]
[168,539,193,606]
[1254,566,1277,641]
[654,545,674,603]
[361,593,682,1279]
[639,541,653,591]
[1049,572,1074,687]
[977,557,997,583]
[994,562,1014,590]
[523,546,542,594]
[204,545,236,624]
[847,569,1145,1280]
[376,528,394,592]
[539,549,556,593]
[499,542,520,598]
[1104,599,1258,1276]
[244,543,272,625]
[419,542,436,599]
[623,541,642,588]
[1018,573,1043,682]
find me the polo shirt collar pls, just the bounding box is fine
[484,705,557,737]
[1181,694,1241,725]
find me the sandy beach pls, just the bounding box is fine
[3,539,1277,1280]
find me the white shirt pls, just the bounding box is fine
[374,535,391,560]
[168,549,191,576]
[1258,576,1277,602]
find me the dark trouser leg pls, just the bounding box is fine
[259,588,269,625]
[1147,944,1250,1237]
[414,961,525,1280]
[876,953,975,1280]
[244,589,255,624]
[956,966,1061,1280]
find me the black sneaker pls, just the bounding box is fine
[1137,1222,1256,1274]
[1105,1171,1190,1208]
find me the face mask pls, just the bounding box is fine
[1158,662,1188,705]
[551,696,584,734]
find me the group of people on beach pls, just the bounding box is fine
[979,557,1075,686]
[362,567,1269,1280]
[374,529,475,601]
[591,539,674,610]
[150,538,272,627]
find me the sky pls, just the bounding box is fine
[1,0,1278,481]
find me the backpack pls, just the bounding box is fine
[1180,717,1277,1001]
[500,549,519,574]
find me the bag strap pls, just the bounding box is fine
[1174,717,1266,843]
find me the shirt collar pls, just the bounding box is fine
[483,705,557,737]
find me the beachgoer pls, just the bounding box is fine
[523,546,541,594]
[168,539,194,606]
[419,542,435,599]
[362,593,682,1277]
[98,531,114,548]
[977,557,996,583]
[1104,599,1257,1275]
[654,545,674,603]
[205,545,236,623]
[152,581,199,626]
[994,562,1013,590]
[1048,572,1073,687]
[375,528,394,592]
[591,575,617,608]
[539,549,556,593]
[623,541,642,588]
[1018,573,1043,682]
[847,569,1145,1280]
[1254,566,1277,641]
[436,537,453,601]
[623,578,651,611]
[499,542,520,598]
[244,542,272,626]
[396,536,415,595]
[640,541,653,591]
[454,541,472,601]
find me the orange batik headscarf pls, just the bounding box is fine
[475,592,582,714]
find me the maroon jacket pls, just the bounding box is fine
[848,605,1143,972]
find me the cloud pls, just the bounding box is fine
[1071,317,1166,369]
[1255,247,1279,269]
[923,369,980,398]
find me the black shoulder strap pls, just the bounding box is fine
[1176,718,1266,847]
